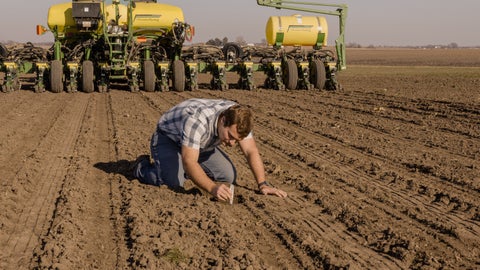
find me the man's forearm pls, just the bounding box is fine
[184,161,216,193]
[182,146,217,193]
[247,152,266,184]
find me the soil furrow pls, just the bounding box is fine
[247,89,479,148]
[0,94,90,269]
[255,112,475,226]
[256,125,479,267]
[200,89,479,194]
[344,90,480,121]
[182,89,475,268]
[227,124,407,268]
[241,89,478,158]
[0,94,67,181]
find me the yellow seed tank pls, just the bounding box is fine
[47,2,185,37]
[266,15,329,46]
[130,2,185,35]
[48,2,104,36]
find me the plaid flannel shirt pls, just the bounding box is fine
[157,98,237,152]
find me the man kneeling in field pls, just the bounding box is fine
[133,98,287,202]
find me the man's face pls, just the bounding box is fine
[219,118,241,147]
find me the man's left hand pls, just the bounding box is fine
[260,185,287,198]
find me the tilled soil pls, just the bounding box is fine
[0,49,479,269]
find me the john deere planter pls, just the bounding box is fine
[0,0,347,93]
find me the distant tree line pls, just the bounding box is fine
[204,39,473,49]
[205,36,265,46]
[206,37,229,46]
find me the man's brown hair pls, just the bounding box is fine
[222,105,253,139]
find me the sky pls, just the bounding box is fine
[1,0,479,47]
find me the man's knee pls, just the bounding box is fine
[224,165,237,184]
[203,163,236,184]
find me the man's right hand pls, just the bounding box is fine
[211,184,232,202]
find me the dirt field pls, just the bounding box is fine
[1,48,479,269]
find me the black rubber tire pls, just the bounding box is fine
[50,60,63,93]
[311,60,327,90]
[143,60,156,92]
[172,60,185,92]
[82,60,94,93]
[222,42,243,61]
[0,43,8,58]
[283,59,298,90]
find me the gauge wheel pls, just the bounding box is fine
[283,59,298,90]
[172,60,185,92]
[143,60,155,92]
[50,60,64,93]
[311,59,327,90]
[82,60,94,93]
